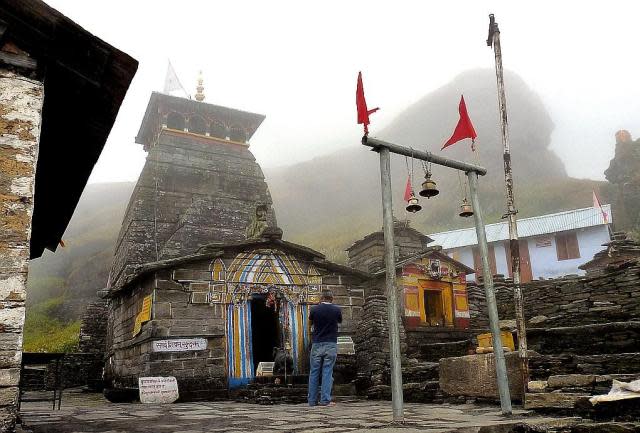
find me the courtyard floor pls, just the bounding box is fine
[18,390,579,433]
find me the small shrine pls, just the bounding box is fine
[347,221,474,330]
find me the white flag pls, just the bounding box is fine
[164,60,187,97]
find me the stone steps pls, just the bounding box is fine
[525,392,591,411]
[525,372,640,420]
[528,322,640,356]
[402,360,439,382]
[413,340,472,362]
[530,352,640,379]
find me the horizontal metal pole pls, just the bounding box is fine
[363,136,487,176]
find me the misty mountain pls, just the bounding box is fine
[27,69,611,320]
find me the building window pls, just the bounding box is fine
[166,112,185,130]
[229,126,247,143]
[556,232,580,260]
[188,115,206,135]
[210,121,226,139]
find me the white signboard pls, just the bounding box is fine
[152,338,207,352]
[139,376,179,404]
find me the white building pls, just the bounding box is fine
[428,205,612,282]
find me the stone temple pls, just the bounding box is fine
[107,91,277,289]
[100,86,478,401]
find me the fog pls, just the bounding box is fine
[44,0,640,183]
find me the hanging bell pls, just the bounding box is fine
[459,198,474,218]
[406,193,422,213]
[419,174,439,198]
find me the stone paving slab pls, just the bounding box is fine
[17,390,581,433]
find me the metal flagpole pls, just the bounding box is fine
[467,171,513,415]
[378,146,405,422]
[487,13,529,400]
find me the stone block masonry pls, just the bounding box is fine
[468,263,640,329]
[108,130,277,289]
[0,70,44,433]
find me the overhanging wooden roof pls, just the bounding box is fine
[0,0,138,258]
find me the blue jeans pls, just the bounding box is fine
[307,342,337,406]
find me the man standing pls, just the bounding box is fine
[308,289,342,406]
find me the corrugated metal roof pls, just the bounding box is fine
[428,205,612,250]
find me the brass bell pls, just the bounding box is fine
[406,193,422,213]
[419,175,439,198]
[459,198,474,218]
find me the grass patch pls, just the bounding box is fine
[23,296,80,353]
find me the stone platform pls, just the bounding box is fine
[17,389,585,433]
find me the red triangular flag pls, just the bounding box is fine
[593,190,608,224]
[442,95,477,151]
[403,177,413,202]
[356,71,379,135]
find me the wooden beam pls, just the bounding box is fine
[0,50,37,70]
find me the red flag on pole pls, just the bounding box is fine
[403,177,413,202]
[593,190,608,224]
[442,95,477,151]
[356,71,379,135]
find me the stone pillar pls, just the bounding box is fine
[0,69,44,432]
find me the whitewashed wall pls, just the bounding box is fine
[446,225,610,281]
[528,226,610,279]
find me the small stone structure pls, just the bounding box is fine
[605,130,640,231]
[104,237,367,400]
[349,222,476,401]
[77,300,109,391]
[439,351,527,401]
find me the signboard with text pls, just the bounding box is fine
[139,376,179,404]
[151,338,208,352]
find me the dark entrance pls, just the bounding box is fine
[250,295,280,373]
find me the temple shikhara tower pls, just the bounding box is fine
[108,82,277,289]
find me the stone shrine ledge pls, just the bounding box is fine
[16,389,589,433]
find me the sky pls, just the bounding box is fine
[45,0,640,184]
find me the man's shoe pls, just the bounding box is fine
[319,401,336,407]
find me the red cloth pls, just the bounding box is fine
[356,71,379,135]
[442,95,477,150]
[403,177,413,202]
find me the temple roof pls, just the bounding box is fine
[107,237,370,296]
[135,92,265,149]
[371,246,476,277]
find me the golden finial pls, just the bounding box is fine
[195,70,205,102]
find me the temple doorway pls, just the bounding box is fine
[424,290,445,326]
[250,295,280,373]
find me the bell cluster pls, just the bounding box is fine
[405,173,474,218]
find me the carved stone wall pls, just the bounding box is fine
[0,70,44,433]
